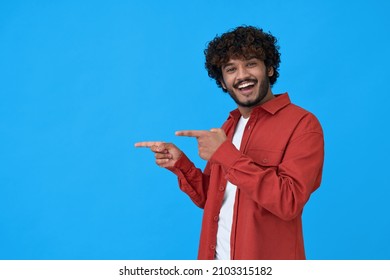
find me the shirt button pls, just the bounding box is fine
[262,158,269,164]
[210,245,216,250]
[219,186,225,191]
[213,216,219,222]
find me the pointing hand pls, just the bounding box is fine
[175,128,226,160]
[135,141,182,168]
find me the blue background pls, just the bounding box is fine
[1,0,389,260]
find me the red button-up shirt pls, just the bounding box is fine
[169,93,324,259]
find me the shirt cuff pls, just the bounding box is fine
[166,152,194,175]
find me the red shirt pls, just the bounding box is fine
[169,93,324,259]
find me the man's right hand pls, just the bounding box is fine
[134,141,182,168]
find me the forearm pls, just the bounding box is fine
[167,153,210,208]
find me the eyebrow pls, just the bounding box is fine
[222,57,258,69]
[247,55,257,59]
[222,62,235,70]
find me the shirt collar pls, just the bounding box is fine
[259,92,291,115]
[229,92,291,120]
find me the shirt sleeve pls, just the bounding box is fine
[209,115,325,221]
[167,153,211,209]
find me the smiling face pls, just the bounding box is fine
[220,57,274,117]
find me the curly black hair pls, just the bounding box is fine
[204,26,281,91]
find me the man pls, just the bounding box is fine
[135,26,324,260]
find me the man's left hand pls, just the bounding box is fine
[175,128,227,160]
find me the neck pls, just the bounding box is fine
[238,91,274,118]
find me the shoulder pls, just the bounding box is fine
[283,103,323,137]
[221,108,240,131]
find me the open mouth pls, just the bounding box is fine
[234,79,257,93]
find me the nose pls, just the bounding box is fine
[236,65,250,80]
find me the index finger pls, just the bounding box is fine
[134,141,164,148]
[175,130,209,138]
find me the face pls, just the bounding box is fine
[220,57,273,109]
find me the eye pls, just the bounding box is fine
[225,67,236,73]
[247,61,257,67]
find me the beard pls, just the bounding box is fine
[227,75,270,108]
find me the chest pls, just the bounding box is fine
[225,115,296,167]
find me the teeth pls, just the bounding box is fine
[238,81,255,89]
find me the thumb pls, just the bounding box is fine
[210,128,223,133]
[159,142,176,151]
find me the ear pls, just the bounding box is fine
[220,79,227,90]
[267,67,274,77]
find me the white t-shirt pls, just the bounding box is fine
[215,116,249,260]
